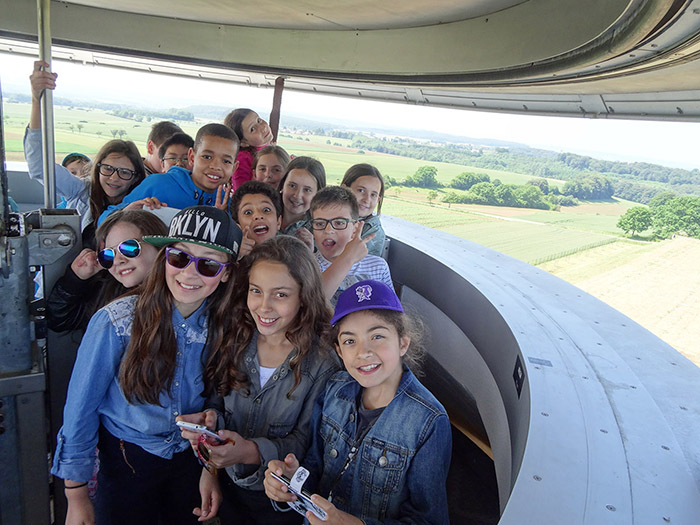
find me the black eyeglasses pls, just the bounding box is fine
[162,156,189,166]
[310,217,356,231]
[165,247,230,278]
[98,239,141,269]
[98,163,137,181]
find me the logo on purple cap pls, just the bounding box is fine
[355,284,372,302]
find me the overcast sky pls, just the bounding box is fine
[2,52,699,170]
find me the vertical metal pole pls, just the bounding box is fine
[269,77,285,142]
[37,0,56,208]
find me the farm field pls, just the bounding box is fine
[541,237,700,365]
[381,196,616,264]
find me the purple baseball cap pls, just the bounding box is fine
[331,280,403,325]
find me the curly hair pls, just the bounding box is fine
[204,235,332,398]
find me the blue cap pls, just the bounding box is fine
[331,280,403,325]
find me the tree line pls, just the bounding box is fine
[308,131,700,202]
[617,193,700,238]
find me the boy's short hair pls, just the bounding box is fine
[158,132,195,160]
[194,123,240,154]
[148,121,183,147]
[310,186,359,220]
[230,180,283,221]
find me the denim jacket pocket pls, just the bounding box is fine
[359,438,408,495]
[267,422,295,439]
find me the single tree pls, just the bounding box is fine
[617,206,652,235]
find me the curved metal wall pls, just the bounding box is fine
[383,215,700,523]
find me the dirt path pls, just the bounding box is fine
[571,236,700,366]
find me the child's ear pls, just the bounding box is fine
[147,140,156,155]
[399,336,410,357]
[275,215,282,231]
[188,147,195,168]
[220,266,232,283]
[232,160,239,173]
[334,343,343,359]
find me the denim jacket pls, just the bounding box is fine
[206,332,340,491]
[52,295,210,482]
[303,369,451,524]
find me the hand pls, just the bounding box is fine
[70,249,102,280]
[307,494,363,525]
[214,183,231,210]
[205,430,259,468]
[236,226,255,261]
[124,197,166,211]
[295,227,314,251]
[193,468,222,522]
[177,411,218,449]
[64,486,94,525]
[263,454,300,502]
[338,221,375,266]
[30,60,57,101]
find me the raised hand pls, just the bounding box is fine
[70,249,102,280]
[263,453,301,502]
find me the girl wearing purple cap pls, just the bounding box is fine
[264,280,452,524]
[51,206,242,525]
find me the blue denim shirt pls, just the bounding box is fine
[207,332,340,491]
[51,295,209,482]
[303,369,451,525]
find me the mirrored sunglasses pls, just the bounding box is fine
[98,239,141,269]
[165,247,229,278]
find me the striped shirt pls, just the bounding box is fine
[315,252,394,305]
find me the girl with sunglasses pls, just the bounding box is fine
[47,209,167,333]
[177,236,340,524]
[26,61,146,249]
[52,205,242,525]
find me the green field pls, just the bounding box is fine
[382,196,616,263]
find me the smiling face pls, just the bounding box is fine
[240,112,273,148]
[165,242,230,317]
[335,310,409,409]
[247,260,301,339]
[254,153,285,186]
[99,153,136,202]
[103,222,159,288]
[348,175,382,217]
[312,203,359,262]
[281,169,318,223]
[189,135,237,192]
[237,193,281,244]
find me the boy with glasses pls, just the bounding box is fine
[311,186,393,305]
[159,132,194,172]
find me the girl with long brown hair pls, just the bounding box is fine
[51,206,242,525]
[178,235,339,524]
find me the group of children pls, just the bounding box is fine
[27,60,452,524]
